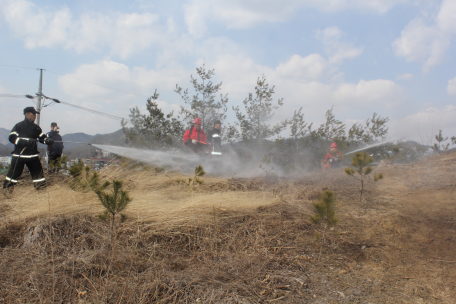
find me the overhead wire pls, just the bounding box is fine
[1,64,149,99]
[40,94,127,122]
[0,94,31,98]
[0,65,232,123]
[0,93,127,122]
[0,64,38,70]
[56,100,125,121]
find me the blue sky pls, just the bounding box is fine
[0,0,455,144]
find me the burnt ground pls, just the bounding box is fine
[0,152,455,303]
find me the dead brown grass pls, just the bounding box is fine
[1,153,456,303]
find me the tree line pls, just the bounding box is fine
[121,63,454,172]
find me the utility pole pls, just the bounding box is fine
[36,69,44,126]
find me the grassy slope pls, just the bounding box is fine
[0,153,455,303]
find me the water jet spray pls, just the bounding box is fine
[343,138,400,155]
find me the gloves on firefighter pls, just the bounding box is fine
[24,139,37,149]
[192,139,198,144]
[45,138,54,145]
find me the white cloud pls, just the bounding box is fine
[397,73,414,80]
[183,2,208,38]
[393,0,456,72]
[207,53,403,127]
[50,60,189,133]
[448,76,456,96]
[331,79,402,106]
[316,27,364,63]
[183,0,406,34]
[389,105,456,144]
[2,0,174,59]
[52,54,404,134]
[276,54,335,81]
[58,60,188,100]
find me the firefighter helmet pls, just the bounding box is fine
[193,118,202,125]
[331,142,337,148]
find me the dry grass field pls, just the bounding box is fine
[0,152,455,303]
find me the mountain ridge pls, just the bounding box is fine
[0,128,126,159]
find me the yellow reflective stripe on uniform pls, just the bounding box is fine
[5,177,18,183]
[212,134,220,138]
[33,178,46,183]
[9,132,18,136]
[39,133,45,137]
[15,137,20,144]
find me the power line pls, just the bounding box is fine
[0,64,38,70]
[39,95,127,122]
[57,100,125,121]
[1,64,150,98]
[0,94,31,98]
[0,93,127,122]
[45,70,149,98]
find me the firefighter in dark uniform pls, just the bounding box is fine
[3,107,54,194]
[47,122,64,173]
[207,119,222,155]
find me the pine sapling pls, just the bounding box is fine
[345,152,383,201]
[186,165,206,202]
[95,180,132,250]
[309,190,338,261]
[48,155,68,172]
[434,130,448,154]
[187,165,206,190]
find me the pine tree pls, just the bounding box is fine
[95,180,132,250]
[48,155,68,171]
[309,190,338,261]
[434,130,448,154]
[175,63,228,132]
[232,74,287,142]
[312,107,345,142]
[348,113,389,144]
[122,90,184,150]
[290,107,311,148]
[68,161,109,192]
[345,152,383,201]
[348,122,372,144]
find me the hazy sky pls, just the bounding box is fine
[0,0,455,144]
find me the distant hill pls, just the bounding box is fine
[0,127,126,159]
[88,129,126,146]
[0,128,9,145]
[61,133,94,149]
[64,129,127,160]
[0,143,11,156]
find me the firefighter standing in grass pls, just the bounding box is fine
[183,118,210,154]
[323,142,342,169]
[47,122,64,173]
[207,119,222,154]
[2,107,54,195]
